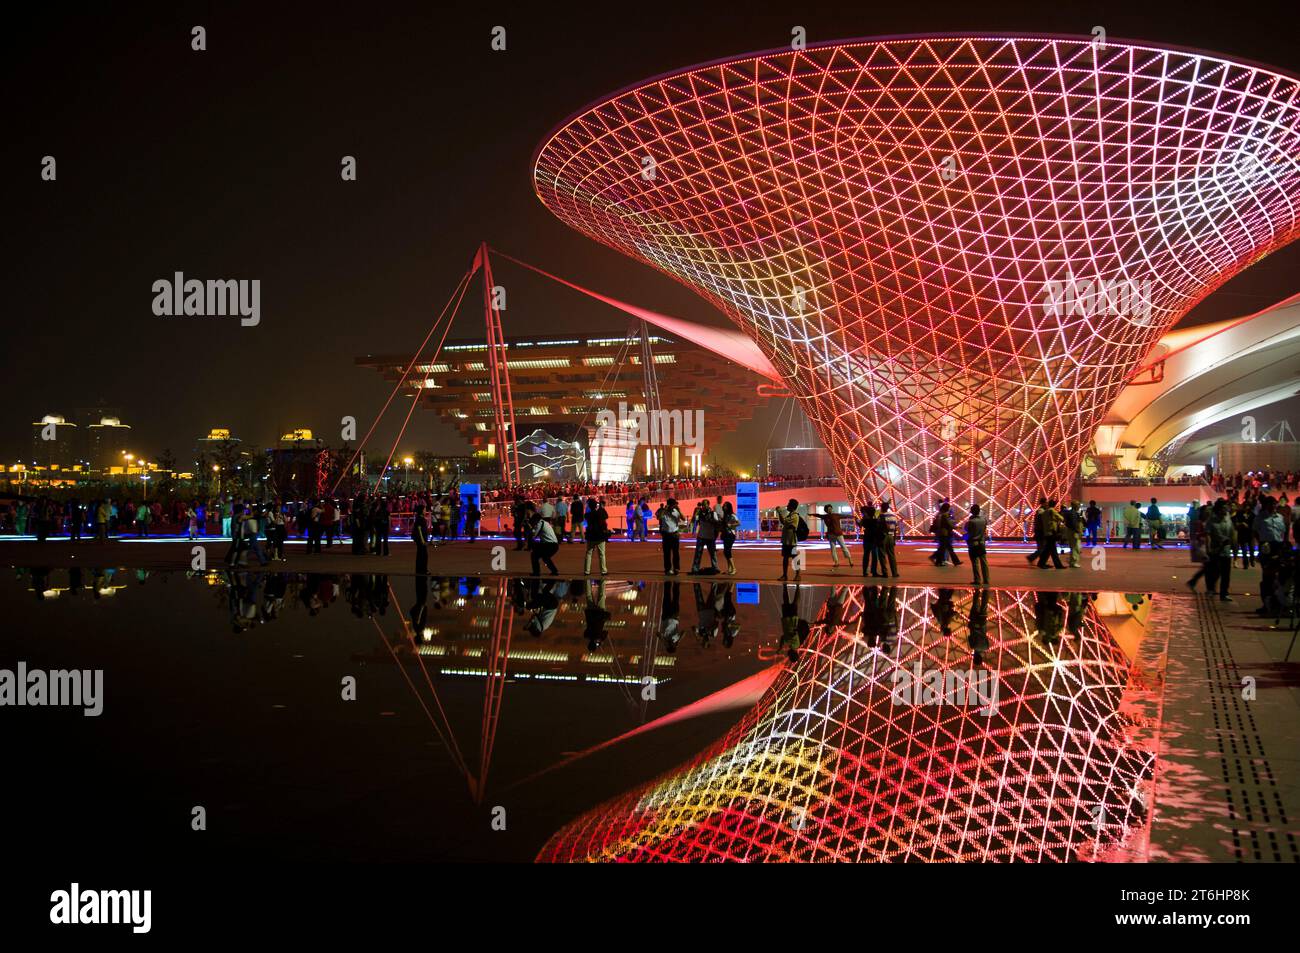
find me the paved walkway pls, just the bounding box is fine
[0,534,1272,596]
[1144,593,1300,862]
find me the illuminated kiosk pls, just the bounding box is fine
[534,35,1300,534]
[538,588,1155,862]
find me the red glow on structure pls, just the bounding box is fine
[534,36,1300,533]
[537,586,1156,863]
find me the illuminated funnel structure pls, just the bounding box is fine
[534,36,1300,533]
[538,587,1154,862]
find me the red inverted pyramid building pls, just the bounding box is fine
[534,35,1300,533]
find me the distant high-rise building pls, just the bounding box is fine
[30,414,78,469]
[85,416,132,470]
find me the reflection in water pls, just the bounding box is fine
[538,585,1155,863]
[8,566,1158,862]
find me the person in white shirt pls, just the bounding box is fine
[656,498,685,575]
[530,511,560,576]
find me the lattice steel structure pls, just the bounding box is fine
[538,586,1155,862]
[534,35,1300,533]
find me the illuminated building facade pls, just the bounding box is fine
[534,35,1300,533]
[357,332,762,477]
[515,427,589,482]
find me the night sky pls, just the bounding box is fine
[6,1,1300,469]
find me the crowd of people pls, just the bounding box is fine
[5,478,1298,618]
[497,492,745,579]
[1211,470,1300,494]
[478,473,833,505]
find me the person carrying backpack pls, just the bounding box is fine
[778,498,803,582]
[1035,501,1065,569]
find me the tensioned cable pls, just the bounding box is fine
[374,269,475,488]
[331,267,473,496]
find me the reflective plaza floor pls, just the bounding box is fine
[3,567,1297,862]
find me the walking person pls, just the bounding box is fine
[812,505,853,570]
[777,498,803,582]
[656,497,685,576]
[530,509,561,576]
[583,498,610,575]
[1034,500,1066,569]
[511,496,531,551]
[1204,500,1235,602]
[1084,499,1102,547]
[1144,497,1165,550]
[1186,503,1211,591]
[965,503,990,586]
[929,502,960,567]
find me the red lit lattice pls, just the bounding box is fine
[534,36,1300,533]
[537,587,1154,862]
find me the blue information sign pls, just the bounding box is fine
[736,481,760,533]
[458,483,480,534]
[736,582,760,605]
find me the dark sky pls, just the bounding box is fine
[6,0,1300,469]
